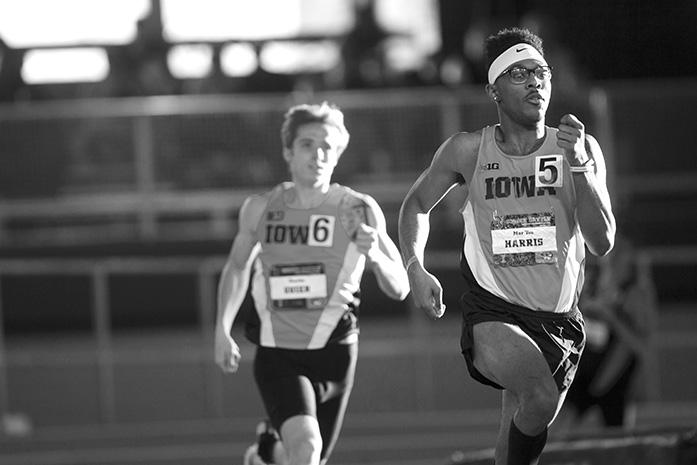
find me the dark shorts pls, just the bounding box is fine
[254,343,357,459]
[459,294,586,392]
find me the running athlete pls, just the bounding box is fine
[215,102,409,465]
[398,28,615,465]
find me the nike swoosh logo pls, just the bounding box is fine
[516,47,526,52]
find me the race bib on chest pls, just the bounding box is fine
[491,212,558,266]
[269,263,328,310]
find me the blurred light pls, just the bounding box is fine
[375,0,440,54]
[168,44,213,79]
[162,0,301,42]
[22,48,109,84]
[298,0,352,35]
[220,43,257,77]
[0,0,149,47]
[260,41,340,74]
[384,37,427,72]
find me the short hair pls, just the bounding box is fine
[484,27,545,71]
[280,102,350,153]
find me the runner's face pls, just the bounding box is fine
[285,122,344,187]
[496,58,551,126]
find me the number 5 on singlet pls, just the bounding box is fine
[535,155,564,188]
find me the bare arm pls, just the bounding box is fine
[574,135,616,255]
[214,195,265,373]
[557,114,616,256]
[398,132,478,318]
[354,195,409,301]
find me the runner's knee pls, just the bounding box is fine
[281,416,323,465]
[286,435,322,465]
[519,380,560,425]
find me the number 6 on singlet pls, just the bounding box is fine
[535,155,564,188]
[307,215,335,247]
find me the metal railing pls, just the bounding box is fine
[0,247,695,425]
[0,256,225,423]
[0,86,599,246]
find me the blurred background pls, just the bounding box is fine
[1,0,697,464]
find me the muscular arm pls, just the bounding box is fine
[398,132,478,317]
[214,195,265,372]
[573,135,616,256]
[359,195,410,301]
[557,114,616,256]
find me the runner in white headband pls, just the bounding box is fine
[487,43,547,85]
[400,26,616,465]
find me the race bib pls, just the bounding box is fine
[535,155,564,188]
[491,212,558,266]
[307,215,335,247]
[269,263,328,310]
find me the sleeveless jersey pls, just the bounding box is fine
[247,182,368,349]
[459,125,586,313]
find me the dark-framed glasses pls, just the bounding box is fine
[500,65,553,84]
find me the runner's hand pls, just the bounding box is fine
[556,114,589,164]
[407,263,446,319]
[215,331,241,373]
[354,223,380,260]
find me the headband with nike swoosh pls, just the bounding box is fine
[488,43,547,85]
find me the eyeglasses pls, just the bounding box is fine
[499,65,553,84]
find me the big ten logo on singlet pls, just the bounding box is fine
[269,263,328,310]
[490,212,558,267]
[264,215,335,247]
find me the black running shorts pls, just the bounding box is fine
[459,292,586,392]
[253,342,357,456]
